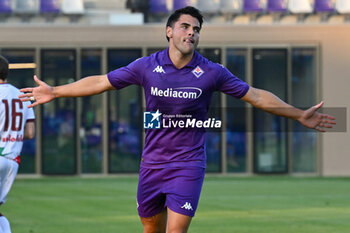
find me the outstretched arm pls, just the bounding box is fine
[19,75,114,108]
[241,87,336,132]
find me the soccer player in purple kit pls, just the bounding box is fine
[19,6,336,233]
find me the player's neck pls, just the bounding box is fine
[168,46,194,69]
[0,79,7,84]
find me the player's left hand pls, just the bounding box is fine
[298,101,336,132]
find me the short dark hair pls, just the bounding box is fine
[0,55,9,81]
[166,6,203,41]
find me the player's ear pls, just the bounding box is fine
[166,26,173,39]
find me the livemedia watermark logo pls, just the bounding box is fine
[142,107,346,132]
[143,110,162,129]
[143,110,222,129]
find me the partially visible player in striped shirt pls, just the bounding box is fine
[0,55,35,233]
[19,6,335,233]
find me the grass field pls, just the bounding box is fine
[3,176,350,233]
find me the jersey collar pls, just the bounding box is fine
[161,48,199,69]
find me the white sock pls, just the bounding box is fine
[0,216,11,233]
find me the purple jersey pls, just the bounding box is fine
[108,48,249,169]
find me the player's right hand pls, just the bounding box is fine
[19,75,55,108]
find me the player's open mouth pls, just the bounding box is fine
[184,38,194,44]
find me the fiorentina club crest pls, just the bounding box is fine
[192,66,204,78]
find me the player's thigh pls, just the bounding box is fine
[164,167,205,217]
[137,167,167,218]
[0,157,18,204]
[140,209,167,233]
[166,208,192,233]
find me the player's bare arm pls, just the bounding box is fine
[241,86,336,132]
[19,74,114,108]
[23,121,35,139]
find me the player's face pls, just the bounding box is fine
[167,14,201,55]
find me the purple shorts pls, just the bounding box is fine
[137,166,205,218]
